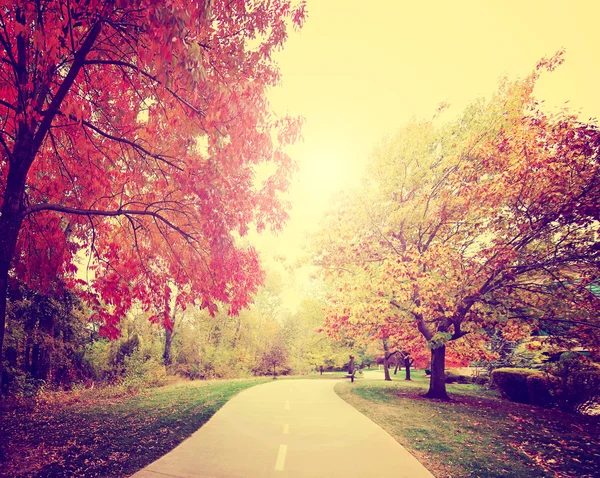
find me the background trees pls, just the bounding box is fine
[0,0,306,390]
[314,55,600,399]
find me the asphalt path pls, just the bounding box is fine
[131,378,433,478]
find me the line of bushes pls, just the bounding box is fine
[491,354,600,413]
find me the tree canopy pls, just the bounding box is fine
[313,53,600,399]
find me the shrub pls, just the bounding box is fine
[121,347,166,392]
[558,370,600,413]
[173,363,202,380]
[546,353,600,414]
[493,358,600,414]
[492,368,541,403]
[526,374,556,407]
[5,368,46,398]
[445,369,472,384]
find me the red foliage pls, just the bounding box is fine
[0,1,306,341]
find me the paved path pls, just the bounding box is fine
[131,379,433,478]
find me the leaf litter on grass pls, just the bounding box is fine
[336,375,600,478]
[0,378,269,477]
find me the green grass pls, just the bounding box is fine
[335,370,600,478]
[0,378,269,477]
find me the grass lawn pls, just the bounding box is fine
[0,378,269,477]
[335,370,600,478]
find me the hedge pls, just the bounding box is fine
[492,368,541,404]
[526,374,556,407]
[493,366,600,413]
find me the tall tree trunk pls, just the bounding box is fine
[404,357,412,381]
[0,20,102,396]
[163,327,173,366]
[24,339,31,373]
[163,310,176,367]
[382,339,392,381]
[231,316,241,349]
[34,309,55,381]
[394,357,400,375]
[0,159,30,395]
[383,354,391,381]
[426,346,449,400]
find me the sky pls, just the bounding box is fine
[249,0,600,307]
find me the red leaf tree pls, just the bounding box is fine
[0,0,306,390]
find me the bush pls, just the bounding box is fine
[526,374,556,407]
[493,358,600,414]
[492,368,541,403]
[445,369,473,384]
[472,375,490,386]
[172,363,202,380]
[121,347,166,392]
[4,368,46,398]
[546,353,600,414]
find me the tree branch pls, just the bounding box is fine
[31,21,102,156]
[83,59,206,117]
[22,203,194,242]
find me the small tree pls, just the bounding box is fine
[261,335,288,379]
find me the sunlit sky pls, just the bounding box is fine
[249,0,600,307]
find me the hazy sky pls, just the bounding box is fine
[250,0,600,304]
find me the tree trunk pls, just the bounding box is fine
[0,161,30,395]
[272,363,276,379]
[383,354,391,381]
[0,21,103,396]
[394,359,400,375]
[231,316,241,349]
[404,357,412,381]
[162,308,174,367]
[382,339,392,381]
[34,309,54,381]
[426,346,449,400]
[24,338,32,373]
[163,327,173,366]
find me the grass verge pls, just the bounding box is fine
[335,370,600,478]
[0,377,269,477]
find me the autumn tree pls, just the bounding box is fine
[314,193,436,381]
[0,0,306,391]
[315,54,600,399]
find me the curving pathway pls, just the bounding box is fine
[131,378,433,478]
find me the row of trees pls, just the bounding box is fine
[313,53,600,399]
[2,268,355,395]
